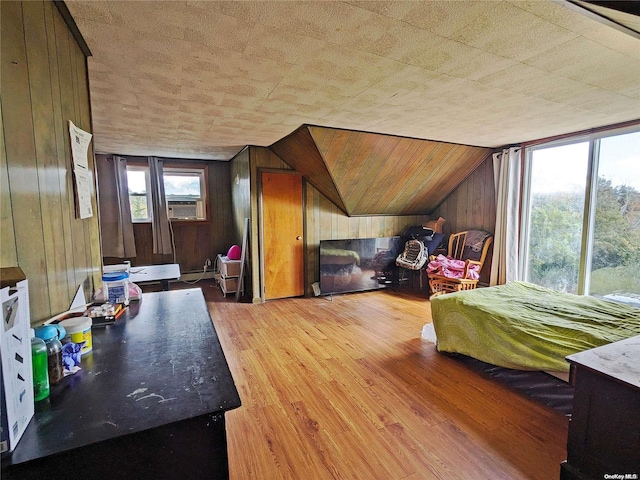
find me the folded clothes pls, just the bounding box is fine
[426,254,479,280]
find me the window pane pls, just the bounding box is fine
[589,131,640,306]
[127,169,150,221]
[127,170,147,195]
[163,174,201,198]
[525,142,589,293]
[129,195,149,220]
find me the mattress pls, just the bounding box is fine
[430,281,640,373]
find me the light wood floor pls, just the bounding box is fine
[201,282,568,480]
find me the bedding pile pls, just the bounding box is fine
[427,254,480,279]
[430,281,640,372]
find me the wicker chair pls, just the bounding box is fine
[427,230,493,297]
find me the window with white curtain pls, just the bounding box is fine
[521,127,640,306]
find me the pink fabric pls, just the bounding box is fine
[427,254,479,280]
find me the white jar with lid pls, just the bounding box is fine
[102,271,130,306]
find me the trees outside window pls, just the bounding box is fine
[523,129,640,305]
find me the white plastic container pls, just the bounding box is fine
[102,271,130,306]
[59,316,93,355]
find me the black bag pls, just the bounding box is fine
[401,225,434,243]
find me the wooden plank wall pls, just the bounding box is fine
[230,148,250,247]
[1,1,101,324]
[101,155,234,273]
[248,146,431,298]
[305,184,430,295]
[432,154,496,284]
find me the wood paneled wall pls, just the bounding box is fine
[102,156,234,273]
[432,154,496,284]
[1,1,101,323]
[305,184,430,295]
[230,148,250,247]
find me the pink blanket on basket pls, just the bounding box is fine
[427,254,479,280]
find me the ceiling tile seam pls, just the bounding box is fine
[510,0,640,62]
[190,3,530,97]
[83,7,637,125]
[334,2,578,75]
[473,67,636,113]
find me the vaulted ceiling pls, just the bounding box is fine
[271,126,492,215]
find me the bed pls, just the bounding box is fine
[320,245,361,267]
[429,281,640,374]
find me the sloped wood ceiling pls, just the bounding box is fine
[270,126,493,216]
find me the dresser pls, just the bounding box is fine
[560,335,640,480]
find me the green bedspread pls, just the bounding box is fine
[430,281,640,372]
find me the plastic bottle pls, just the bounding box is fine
[102,271,130,306]
[35,325,65,385]
[31,328,50,401]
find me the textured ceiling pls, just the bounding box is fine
[65,0,640,161]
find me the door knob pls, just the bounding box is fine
[296,236,302,240]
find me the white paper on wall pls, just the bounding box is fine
[69,121,94,219]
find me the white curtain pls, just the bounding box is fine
[148,156,173,255]
[490,147,522,286]
[96,155,137,258]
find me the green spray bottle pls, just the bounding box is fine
[31,328,49,401]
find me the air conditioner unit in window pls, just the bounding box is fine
[168,200,197,219]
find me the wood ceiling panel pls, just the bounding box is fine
[272,125,493,216]
[269,126,347,214]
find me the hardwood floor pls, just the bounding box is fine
[198,282,568,480]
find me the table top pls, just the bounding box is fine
[129,263,181,283]
[4,288,241,466]
[567,334,640,390]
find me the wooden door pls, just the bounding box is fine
[262,172,304,300]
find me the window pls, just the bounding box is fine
[127,165,152,222]
[126,164,208,222]
[163,167,206,220]
[522,128,640,305]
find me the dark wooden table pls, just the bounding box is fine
[1,288,241,479]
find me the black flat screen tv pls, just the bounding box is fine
[319,236,402,295]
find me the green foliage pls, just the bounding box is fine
[590,266,640,296]
[528,177,640,295]
[591,177,640,271]
[129,195,149,221]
